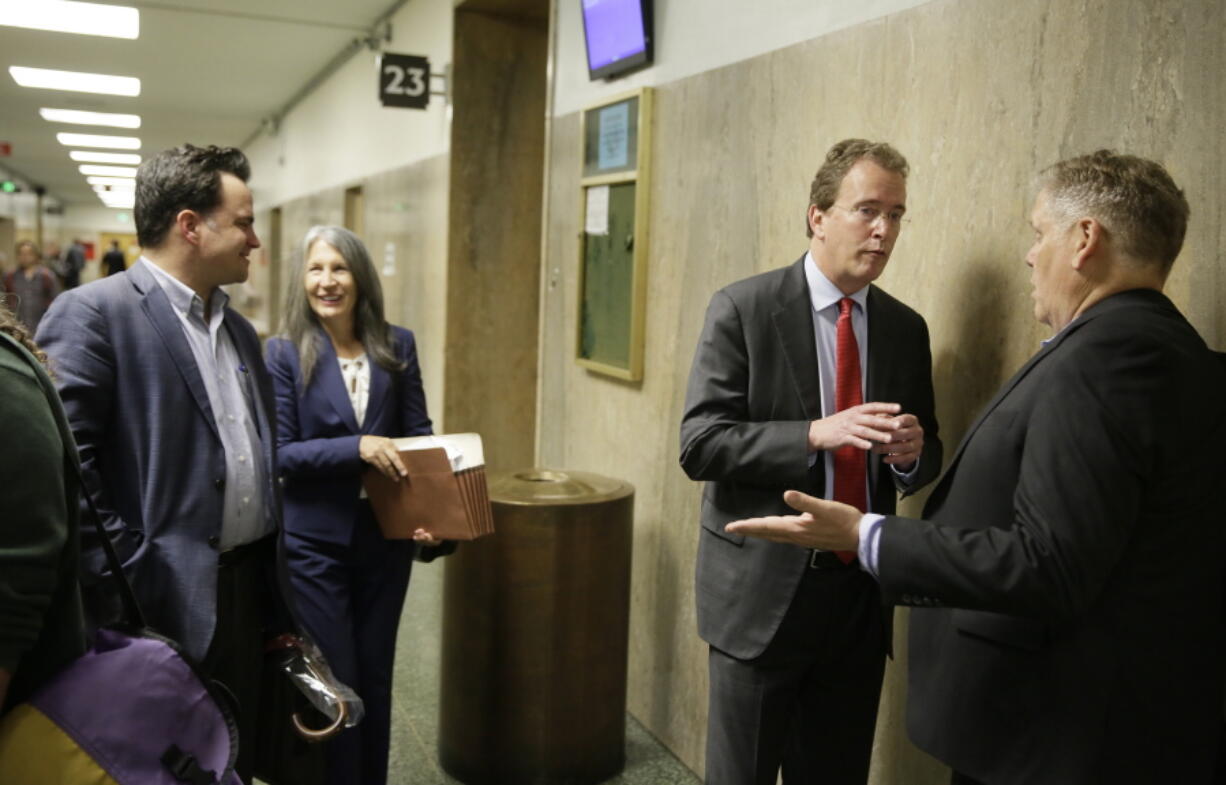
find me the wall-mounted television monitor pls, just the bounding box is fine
[582,0,653,81]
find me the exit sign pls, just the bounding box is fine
[0,142,10,156]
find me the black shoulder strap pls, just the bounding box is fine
[1,332,146,628]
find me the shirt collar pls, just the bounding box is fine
[803,251,869,315]
[140,257,228,323]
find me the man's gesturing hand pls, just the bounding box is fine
[724,490,862,551]
[871,412,924,469]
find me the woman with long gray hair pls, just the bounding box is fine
[265,225,450,785]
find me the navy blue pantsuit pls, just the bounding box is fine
[266,326,432,785]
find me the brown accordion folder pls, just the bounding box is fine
[362,433,494,541]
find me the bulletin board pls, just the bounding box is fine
[576,87,653,381]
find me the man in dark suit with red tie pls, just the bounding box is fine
[727,150,1226,785]
[680,139,942,785]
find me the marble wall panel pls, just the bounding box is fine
[280,189,346,263]
[539,0,1226,781]
[364,156,451,431]
[445,6,548,473]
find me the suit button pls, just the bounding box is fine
[207,535,220,549]
[214,477,225,489]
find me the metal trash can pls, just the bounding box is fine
[438,469,634,785]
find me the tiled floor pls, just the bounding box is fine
[384,558,699,785]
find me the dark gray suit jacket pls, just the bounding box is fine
[36,261,284,660]
[880,289,1226,784]
[680,256,942,659]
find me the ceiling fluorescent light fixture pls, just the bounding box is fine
[10,66,140,96]
[86,176,136,188]
[71,150,141,165]
[98,193,136,209]
[58,132,140,150]
[0,1,139,39]
[40,108,141,128]
[79,164,137,177]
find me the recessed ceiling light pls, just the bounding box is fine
[11,66,140,97]
[93,185,134,196]
[58,133,141,150]
[41,108,141,129]
[0,1,139,39]
[79,164,138,177]
[87,176,136,188]
[70,150,141,165]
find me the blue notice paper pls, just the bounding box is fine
[598,103,630,170]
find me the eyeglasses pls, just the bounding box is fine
[829,204,909,228]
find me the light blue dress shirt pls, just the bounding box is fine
[142,258,271,548]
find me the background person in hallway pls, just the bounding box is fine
[36,144,288,783]
[265,225,451,785]
[42,242,60,277]
[3,241,59,333]
[679,139,942,785]
[102,240,126,277]
[58,238,86,290]
[0,303,85,714]
[727,150,1226,785]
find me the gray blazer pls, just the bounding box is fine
[680,256,941,659]
[36,261,282,660]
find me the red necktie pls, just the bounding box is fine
[831,297,865,564]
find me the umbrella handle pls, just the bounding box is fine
[268,634,350,741]
[292,698,348,741]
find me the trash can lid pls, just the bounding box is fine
[490,468,634,506]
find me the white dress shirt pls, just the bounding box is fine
[337,353,371,427]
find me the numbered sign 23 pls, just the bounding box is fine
[380,53,430,109]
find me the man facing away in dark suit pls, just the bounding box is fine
[728,150,1226,785]
[102,240,126,276]
[37,144,287,783]
[680,139,942,785]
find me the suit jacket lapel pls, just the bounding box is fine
[864,286,890,403]
[225,315,272,447]
[864,286,892,496]
[130,263,219,441]
[926,297,1132,506]
[771,257,823,421]
[314,330,361,433]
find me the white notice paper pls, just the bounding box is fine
[585,185,610,236]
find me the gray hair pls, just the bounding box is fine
[1037,150,1189,272]
[278,225,404,386]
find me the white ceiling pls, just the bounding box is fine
[0,0,403,206]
